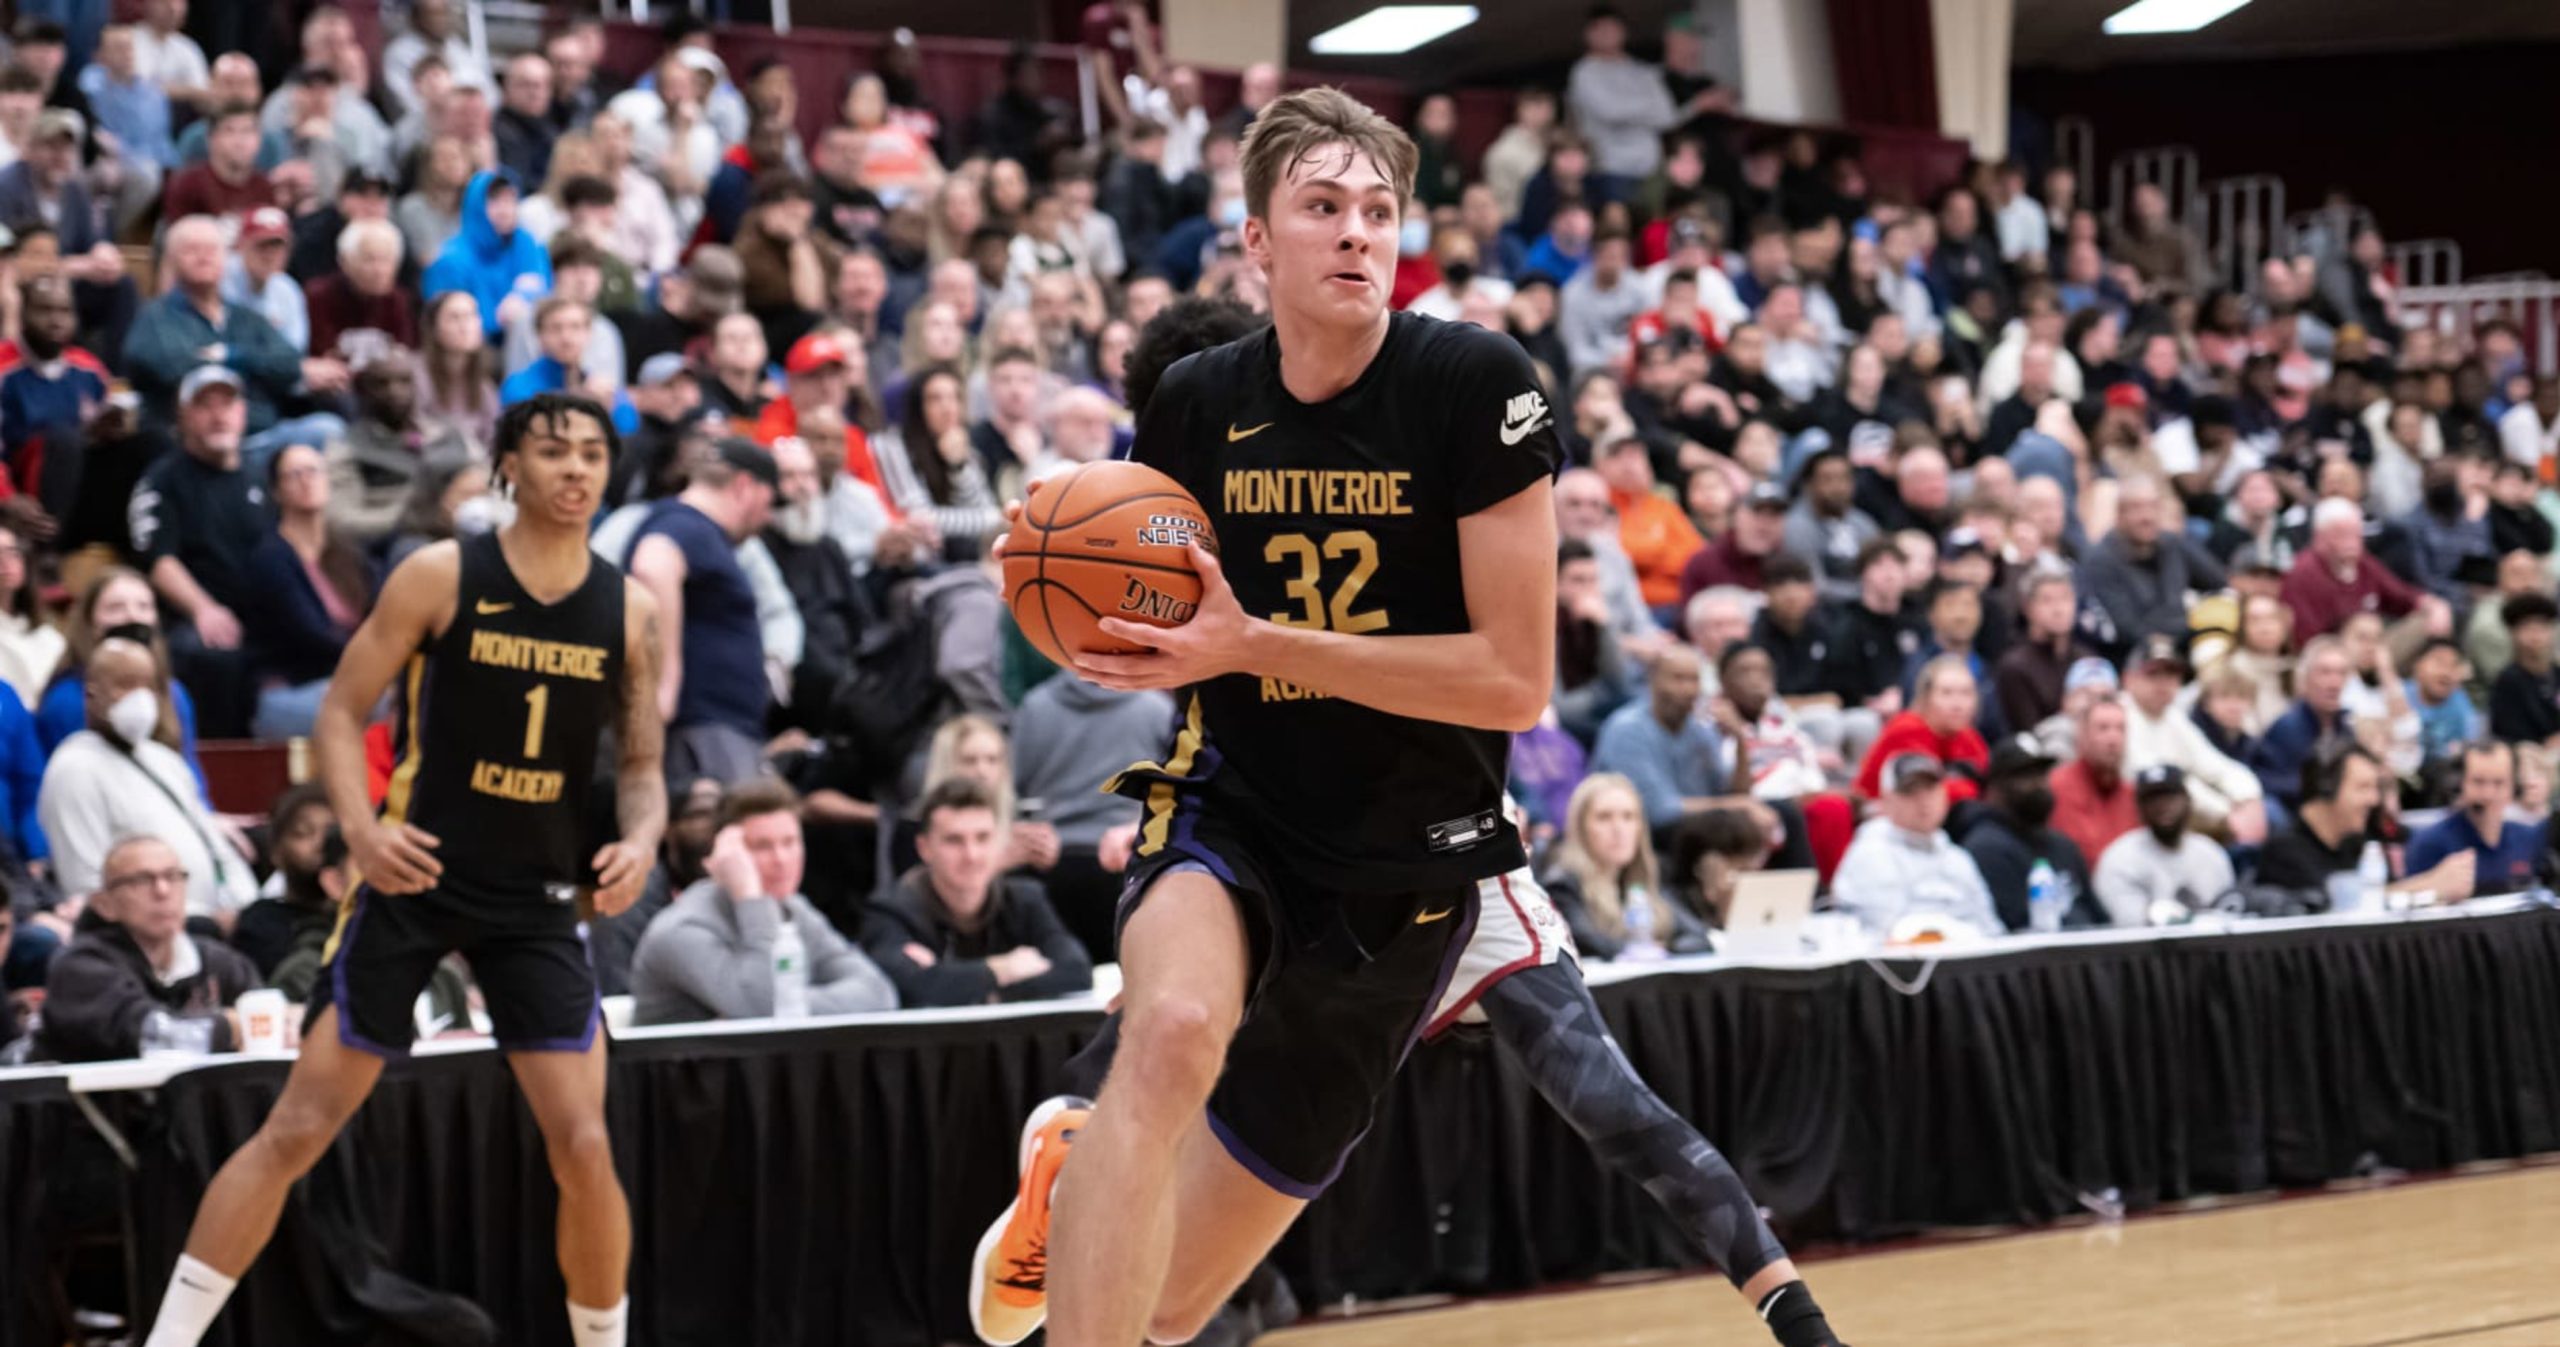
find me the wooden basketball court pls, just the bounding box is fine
[1269,1165,2560,1346]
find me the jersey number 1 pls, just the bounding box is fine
[522,685,549,759]
[1265,531,1388,634]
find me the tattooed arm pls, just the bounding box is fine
[592,581,668,916]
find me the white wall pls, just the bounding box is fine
[1933,0,2013,157]
[1164,0,1284,71]
[1735,0,1842,125]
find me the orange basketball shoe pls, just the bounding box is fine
[968,1094,1091,1346]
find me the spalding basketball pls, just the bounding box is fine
[1002,461,1219,667]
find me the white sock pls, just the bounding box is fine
[142,1255,237,1347]
[568,1296,628,1347]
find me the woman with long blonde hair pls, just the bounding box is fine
[918,714,1060,875]
[1542,773,1708,959]
[2209,591,2295,735]
[514,131,603,245]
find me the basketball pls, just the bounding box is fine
[1002,460,1219,667]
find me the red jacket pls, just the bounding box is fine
[1853,711,1989,801]
[2048,759,2141,868]
[2280,549,2422,641]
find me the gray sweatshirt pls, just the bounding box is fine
[628,878,896,1025]
[1010,678,1173,847]
[1567,54,1680,179]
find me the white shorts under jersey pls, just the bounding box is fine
[1424,868,1577,1038]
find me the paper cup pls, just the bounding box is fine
[237,989,289,1053]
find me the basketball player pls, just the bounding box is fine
[140,393,665,1347]
[971,89,1562,1347]
[987,298,1851,1346]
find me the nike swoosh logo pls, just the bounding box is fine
[1227,422,1272,442]
[476,599,514,615]
[1498,413,1549,446]
[1415,907,1454,925]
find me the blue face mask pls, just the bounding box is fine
[1217,197,1247,229]
[1399,217,1430,256]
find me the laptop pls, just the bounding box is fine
[1722,869,1818,958]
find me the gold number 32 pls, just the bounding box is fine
[1263,531,1389,633]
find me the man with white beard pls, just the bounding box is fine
[761,434,872,732]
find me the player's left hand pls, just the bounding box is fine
[590,839,652,916]
[1083,544,1253,690]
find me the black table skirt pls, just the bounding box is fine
[9,909,2560,1346]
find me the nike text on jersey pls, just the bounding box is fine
[1499,390,1552,446]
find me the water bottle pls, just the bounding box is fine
[2357,842,2390,913]
[771,915,810,1020]
[1619,885,1665,961]
[2027,859,2063,934]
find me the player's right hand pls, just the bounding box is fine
[353,821,442,894]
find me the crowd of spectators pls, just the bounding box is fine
[2,0,2558,1065]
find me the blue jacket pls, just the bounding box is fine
[422,170,551,341]
[2248,701,2349,811]
[0,163,103,253]
[0,346,109,458]
[0,680,44,863]
[499,356,639,434]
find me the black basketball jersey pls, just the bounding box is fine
[1127,312,1560,892]
[383,531,627,902]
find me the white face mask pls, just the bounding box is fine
[107,687,159,745]
[775,495,826,545]
[453,493,515,535]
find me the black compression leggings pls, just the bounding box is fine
[1475,960,1788,1287]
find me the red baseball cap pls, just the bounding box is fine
[785,332,853,376]
[239,207,291,246]
[2102,382,2148,412]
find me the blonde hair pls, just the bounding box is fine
[1553,773,1667,944]
[1238,87,1418,222]
[922,714,1014,824]
[2516,742,2554,803]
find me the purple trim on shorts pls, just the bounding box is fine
[329,887,410,1060]
[497,993,602,1055]
[1401,887,1483,1058]
[1167,792,1239,887]
[498,921,603,1055]
[1205,1106,1331,1201]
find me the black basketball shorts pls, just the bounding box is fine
[305,883,600,1056]
[1111,801,1480,1200]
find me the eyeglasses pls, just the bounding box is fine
[105,866,190,893]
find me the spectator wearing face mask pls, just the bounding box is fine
[1961,734,2105,931]
[39,637,256,929]
[2092,764,2236,925]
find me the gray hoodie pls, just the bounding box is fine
[628,878,896,1025]
[1010,679,1175,847]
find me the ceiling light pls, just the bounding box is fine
[1308,5,1479,55]
[2102,0,2254,35]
